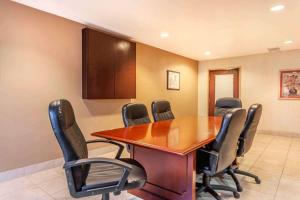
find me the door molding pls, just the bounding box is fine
[208,68,240,116]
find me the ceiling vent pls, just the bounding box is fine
[268,47,281,53]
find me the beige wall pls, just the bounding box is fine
[198,50,300,135]
[136,44,198,118]
[0,0,198,171]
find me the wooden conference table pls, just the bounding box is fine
[91,116,222,200]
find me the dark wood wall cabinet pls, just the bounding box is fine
[82,28,136,99]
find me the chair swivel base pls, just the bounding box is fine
[101,190,122,200]
[226,168,243,192]
[197,184,222,200]
[102,193,109,200]
[234,168,261,184]
[196,181,240,200]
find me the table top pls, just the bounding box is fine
[91,116,222,155]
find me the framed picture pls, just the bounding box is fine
[280,69,300,99]
[167,70,180,90]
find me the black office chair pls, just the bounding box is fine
[122,103,151,127]
[49,99,147,200]
[196,108,246,200]
[122,103,151,152]
[151,100,175,122]
[228,104,263,192]
[214,97,242,116]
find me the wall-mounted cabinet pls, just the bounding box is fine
[82,28,136,99]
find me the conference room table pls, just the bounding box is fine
[91,116,222,200]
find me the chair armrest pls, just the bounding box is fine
[86,139,124,159]
[64,157,132,170]
[198,148,219,173]
[198,148,219,158]
[64,157,132,190]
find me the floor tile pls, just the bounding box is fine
[275,175,300,200]
[240,178,278,195]
[282,165,300,179]
[39,177,68,195]
[0,186,54,200]
[260,151,288,160]
[256,157,286,167]
[251,162,284,175]
[50,189,91,200]
[0,177,33,196]
[284,159,300,168]
[27,168,62,184]
[238,189,274,200]
[247,167,281,182]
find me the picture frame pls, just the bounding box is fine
[280,69,300,99]
[167,70,180,90]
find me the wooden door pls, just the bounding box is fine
[208,69,240,116]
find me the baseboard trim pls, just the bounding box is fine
[0,145,116,183]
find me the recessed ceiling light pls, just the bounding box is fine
[270,5,285,12]
[160,32,169,38]
[204,51,211,56]
[284,40,293,44]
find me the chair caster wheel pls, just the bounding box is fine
[237,185,243,192]
[255,178,261,184]
[233,192,240,199]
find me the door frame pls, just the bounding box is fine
[208,68,240,116]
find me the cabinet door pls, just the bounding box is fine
[114,40,136,99]
[82,28,115,99]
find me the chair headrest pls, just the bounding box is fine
[49,99,75,129]
[152,100,171,113]
[215,97,242,108]
[122,103,149,119]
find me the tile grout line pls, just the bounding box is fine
[241,136,275,197]
[35,178,61,200]
[273,137,293,200]
[38,186,63,200]
[247,136,275,173]
[0,175,56,200]
[26,172,58,200]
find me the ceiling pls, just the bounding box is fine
[14,0,300,60]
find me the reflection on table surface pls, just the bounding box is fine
[92,116,222,155]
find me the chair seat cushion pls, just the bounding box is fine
[82,158,146,191]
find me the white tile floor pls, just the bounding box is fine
[0,134,299,200]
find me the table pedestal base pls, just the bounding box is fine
[129,145,196,200]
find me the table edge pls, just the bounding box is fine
[91,132,215,156]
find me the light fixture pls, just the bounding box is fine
[204,51,211,56]
[270,4,285,12]
[284,40,293,44]
[160,32,169,38]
